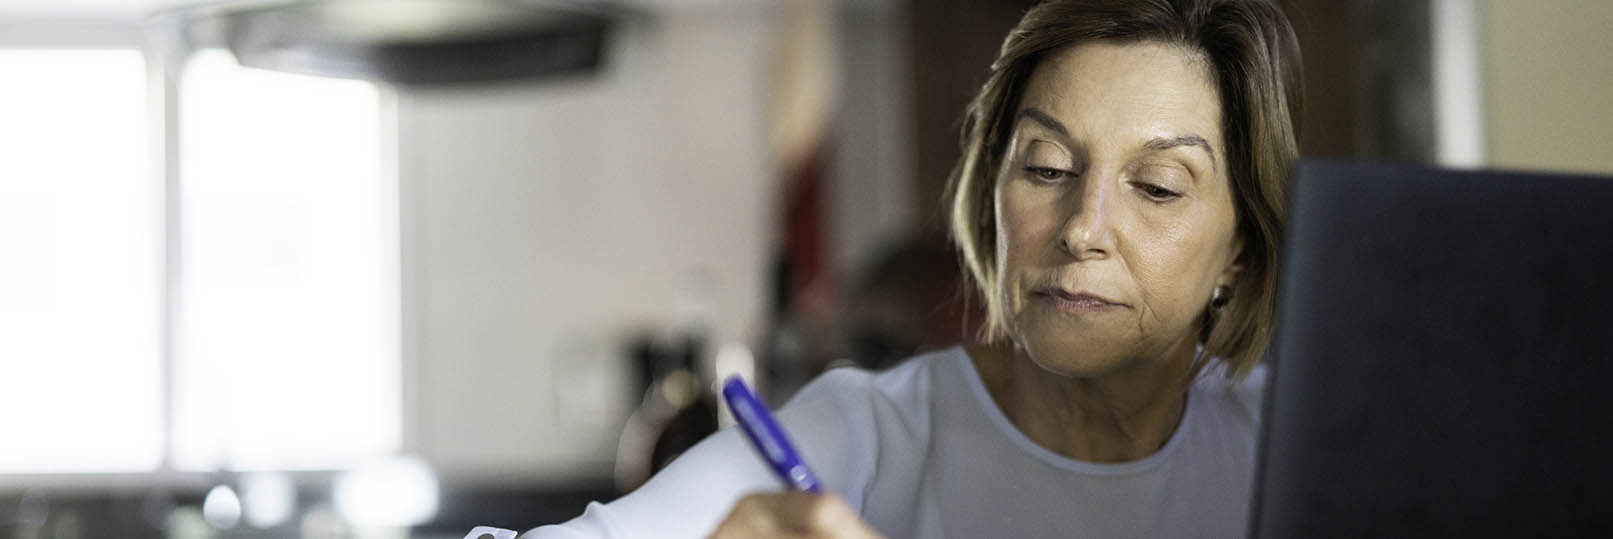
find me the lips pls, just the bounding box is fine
[1034,287,1125,313]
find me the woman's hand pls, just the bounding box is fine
[707,491,885,539]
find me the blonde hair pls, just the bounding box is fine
[945,0,1303,378]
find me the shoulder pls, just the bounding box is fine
[774,347,958,503]
[782,347,955,427]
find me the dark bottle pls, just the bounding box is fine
[614,330,719,492]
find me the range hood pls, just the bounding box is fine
[213,0,616,84]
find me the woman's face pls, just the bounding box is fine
[993,41,1242,377]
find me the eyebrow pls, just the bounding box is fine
[1143,134,1217,170]
[1020,108,1070,138]
[1018,107,1218,171]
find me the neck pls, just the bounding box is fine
[968,338,1199,463]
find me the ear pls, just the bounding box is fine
[1218,235,1245,289]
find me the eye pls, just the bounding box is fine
[1132,182,1182,202]
[1023,166,1069,182]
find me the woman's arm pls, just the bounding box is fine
[521,427,773,538]
[518,369,882,539]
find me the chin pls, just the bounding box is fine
[1011,317,1137,378]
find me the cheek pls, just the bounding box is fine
[1000,182,1067,252]
[1127,210,1231,324]
[995,184,1062,301]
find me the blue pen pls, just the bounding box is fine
[720,376,823,494]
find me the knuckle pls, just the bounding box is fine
[801,495,838,528]
[709,494,774,539]
[736,492,770,512]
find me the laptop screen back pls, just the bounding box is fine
[1250,161,1613,537]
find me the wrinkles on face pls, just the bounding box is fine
[1126,200,1223,357]
[991,41,1241,377]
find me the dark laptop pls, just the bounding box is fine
[1249,161,1613,537]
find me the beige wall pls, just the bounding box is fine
[398,7,777,485]
[1482,0,1613,174]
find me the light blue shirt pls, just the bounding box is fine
[511,346,1266,538]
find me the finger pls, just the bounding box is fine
[776,492,885,539]
[708,493,788,539]
[775,491,830,531]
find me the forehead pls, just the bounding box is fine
[1018,41,1222,150]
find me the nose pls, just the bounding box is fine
[1059,173,1113,260]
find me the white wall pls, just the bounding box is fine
[396,7,777,485]
[1480,0,1613,175]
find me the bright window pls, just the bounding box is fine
[174,50,399,471]
[0,47,398,476]
[0,49,162,473]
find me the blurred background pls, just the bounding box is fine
[0,0,1608,537]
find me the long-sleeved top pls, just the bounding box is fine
[519,345,1267,538]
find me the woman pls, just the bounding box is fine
[518,0,1301,536]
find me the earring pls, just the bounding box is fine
[1210,284,1231,309]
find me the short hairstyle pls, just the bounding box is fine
[945,0,1303,378]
